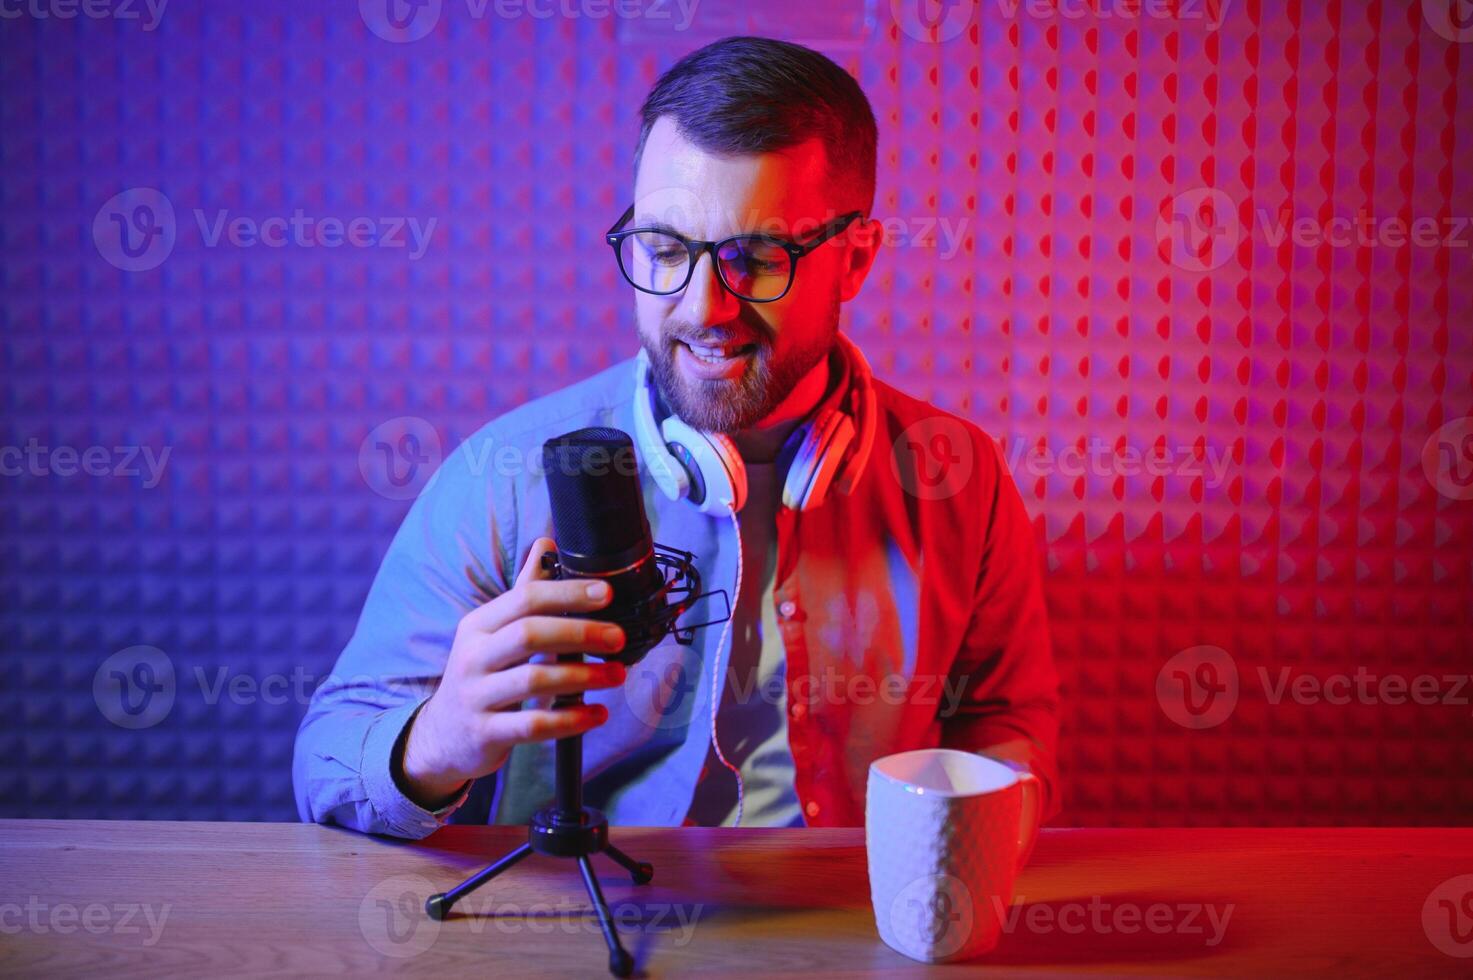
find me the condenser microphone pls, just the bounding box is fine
[541,426,723,665]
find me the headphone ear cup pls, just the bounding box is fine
[781,409,855,511]
[660,415,748,515]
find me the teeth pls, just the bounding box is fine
[685,341,747,363]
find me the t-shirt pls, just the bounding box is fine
[684,460,803,827]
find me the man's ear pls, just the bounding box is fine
[837,217,884,303]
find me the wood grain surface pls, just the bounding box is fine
[1,821,1470,977]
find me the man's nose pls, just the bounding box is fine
[675,250,741,327]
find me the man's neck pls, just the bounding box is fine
[730,352,833,463]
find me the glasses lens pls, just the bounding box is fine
[619,232,689,294]
[717,238,792,301]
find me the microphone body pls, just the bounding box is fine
[541,427,685,665]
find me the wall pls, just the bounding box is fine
[1,0,1469,824]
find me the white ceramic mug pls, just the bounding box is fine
[865,748,1041,963]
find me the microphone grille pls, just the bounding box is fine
[541,427,649,560]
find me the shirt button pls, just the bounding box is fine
[805,801,820,819]
[790,702,806,721]
[779,600,798,619]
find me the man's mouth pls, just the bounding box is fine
[673,337,759,381]
[679,339,757,365]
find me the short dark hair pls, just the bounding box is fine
[634,35,878,214]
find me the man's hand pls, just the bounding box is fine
[398,536,627,808]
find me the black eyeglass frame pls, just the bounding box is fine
[604,204,864,304]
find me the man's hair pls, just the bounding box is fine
[634,35,878,215]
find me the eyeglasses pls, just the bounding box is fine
[605,205,863,303]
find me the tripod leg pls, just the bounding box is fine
[602,842,655,885]
[578,855,634,978]
[425,842,533,921]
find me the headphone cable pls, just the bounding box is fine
[706,500,745,828]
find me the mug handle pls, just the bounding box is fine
[1013,769,1042,873]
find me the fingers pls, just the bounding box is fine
[474,615,626,674]
[476,661,627,711]
[481,703,612,746]
[515,536,557,588]
[464,576,615,637]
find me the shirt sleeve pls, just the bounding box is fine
[940,435,1062,822]
[292,437,511,839]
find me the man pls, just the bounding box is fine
[293,35,1059,838]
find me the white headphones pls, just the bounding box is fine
[631,333,878,516]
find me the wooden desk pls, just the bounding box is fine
[1,821,1469,977]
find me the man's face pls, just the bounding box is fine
[630,116,874,433]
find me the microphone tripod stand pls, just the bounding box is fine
[424,649,654,977]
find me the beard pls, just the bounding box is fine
[639,284,841,433]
